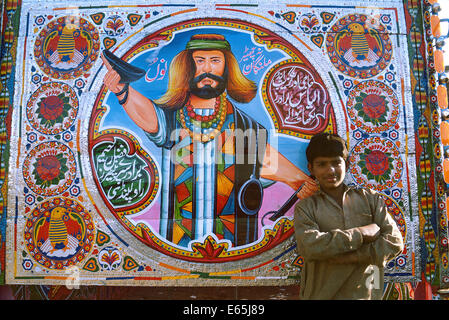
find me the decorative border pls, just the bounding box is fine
[421,0,449,293]
[403,0,440,297]
[1,1,439,297]
[0,0,20,285]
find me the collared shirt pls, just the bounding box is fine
[294,184,404,300]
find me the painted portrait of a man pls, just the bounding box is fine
[101,33,317,248]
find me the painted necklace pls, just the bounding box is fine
[178,92,227,142]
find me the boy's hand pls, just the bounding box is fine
[297,178,319,199]
[358,223,380,243]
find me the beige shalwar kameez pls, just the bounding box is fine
[294,185,404,300]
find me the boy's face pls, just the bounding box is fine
[308,156,346,192]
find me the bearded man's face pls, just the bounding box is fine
[189,50,227,99]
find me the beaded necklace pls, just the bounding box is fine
[178,92,227,142]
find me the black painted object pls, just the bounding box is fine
[260,184,304,225]
[103,49,146,83]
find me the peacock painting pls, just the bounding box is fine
[42,23,92,71]
[334,22,383,68]
[33,206,86,259]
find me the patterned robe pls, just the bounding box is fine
[146,98,267,247]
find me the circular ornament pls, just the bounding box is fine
[26,82,79,135]
[326,14,392,78]
[23,197,95,269]
[34,16,100,79]
[346,80,400,133]
[349,137,403,191]
[23,141,77,196]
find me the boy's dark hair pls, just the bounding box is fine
[306,132,349,164]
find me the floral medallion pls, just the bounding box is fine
[349,137,403,191]
[326,14,392,79]
[23,197,94,269]
[347,80,400,133]
[26,82,79,135]
[34,16,100,79]
[23,141,77,196]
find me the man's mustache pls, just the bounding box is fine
[190,72,225,84]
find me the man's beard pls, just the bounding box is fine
[189,71,227,99]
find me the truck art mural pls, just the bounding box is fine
[1,0,448,299]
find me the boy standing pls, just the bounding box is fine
[294,133,403,299]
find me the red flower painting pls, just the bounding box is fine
[365,150,390,175]
[37,93,70,128]
[39,95,65,120]
[362,94,386,119]
[359,148,393,184]
[35,155,61,181]
[32,153,68,188]
[354,92,388,125]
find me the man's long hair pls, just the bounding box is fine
[154,35,257,109]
